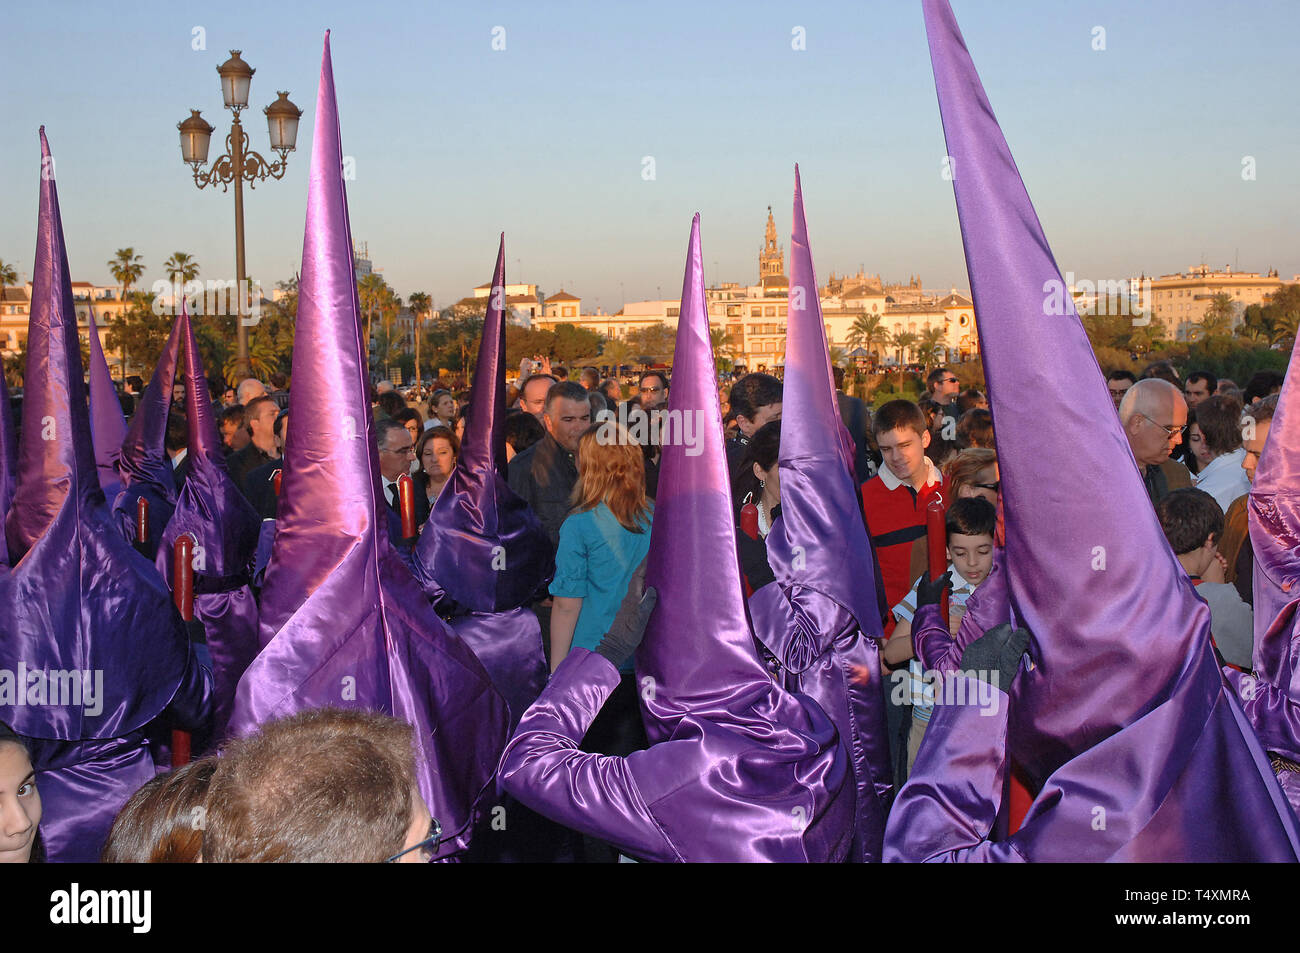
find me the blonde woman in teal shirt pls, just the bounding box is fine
[549,424,654,674]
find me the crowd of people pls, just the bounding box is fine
[3,346,1282,865]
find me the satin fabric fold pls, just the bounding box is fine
[0,372,13,567]
[745,166,892,862]
[111,315,183,559]
[505,214,854,861]
[0,129,211,862]
[86,307,126,503]
[232,33,508,860]
[156,304,261,746]
[1237,316,1300,812]
[412,237,551,729]
[885,0,1300,861]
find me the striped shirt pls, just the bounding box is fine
[891,564,976,723]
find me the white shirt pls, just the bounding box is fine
[1193,448,1250,513]
[381,475,400,507]
[170,448,187,470]
[877,455,943,494]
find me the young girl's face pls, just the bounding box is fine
[0,741,41,863]
[947,531,995,587]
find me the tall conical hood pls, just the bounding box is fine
[157,298,260,579]
[1248,328,1300,676]
[86,305,127,501]
[0,128,192,745]
[767,165,881,631]
[232,33,508,858]
[5,128,103,560]
[636,214,787,741]
[925,0,1214,775]
[117,315,182,497]
[413,234,553,611]
[0,369,13,564]
[914,0,1299,859]
[0,372,14,567]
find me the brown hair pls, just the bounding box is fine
[1191,395,1244,457]
[204,708,417,863]
[416,425,460,487]
[944,447,998,500]
[570,424,651,533]
[872,399,928,439]
[101,758,217,863]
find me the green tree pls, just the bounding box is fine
[164,251,200,287]
[891,329,918,390]
[358,272,389,371]
[552,323,604,364]
[108,248,145,381]
[599,337,633,370]
[710,326,734,373]
[847,313,887,362]
[625,323,676,364]
[917,325,947,376]
[0,260,17,311]
[407,291,431,384]
[1200,293,1235,337]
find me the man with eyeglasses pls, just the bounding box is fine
[1106,369,1137,411]
[1119,378,1192,506]
[377,417,429,541]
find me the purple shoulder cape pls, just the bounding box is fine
[1,129,210,861]
[156,305,261,746]
[412,236,551,726]
[747,167,892,862]
[502,214,855,861]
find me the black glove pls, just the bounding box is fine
[595,559,658,667]
[959,623,1030,689]
[914,570,952,610]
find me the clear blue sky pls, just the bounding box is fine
[2,0,1297,314]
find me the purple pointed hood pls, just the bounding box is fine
[914,0,1298,858]
[5,128,105,560]
[157,300,260,580]
[230,33,508,858]
[766,165,881,632]
[636,214,816,740]
[117,315,181,498]
[0,128,191,741]
[0,371,13,567]
[86,305,127,501]
[413,235,553,611]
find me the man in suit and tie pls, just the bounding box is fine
[376,417,429,545]
[166,411,191,490]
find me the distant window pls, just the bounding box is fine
[726,305,740,317]
[751,307,761,317]
[667,308,680,318]
[764,306,776,317]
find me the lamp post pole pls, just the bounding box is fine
[177,51,301,382]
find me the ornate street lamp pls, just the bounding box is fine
[177,50,301,380]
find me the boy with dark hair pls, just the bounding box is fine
[861,400,948,614]
[956,407,994,449]
[856,496,998,777]
[1156,487,1253,669]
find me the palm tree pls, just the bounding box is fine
[917,325,947,376]
[108,248,144,382]
[164,252,200,309]
[357,273,388,371]
[846,313,887,364]
[709,326,734,372]
[0,260,17,313]
[891,330,918,391]
[407,291,431,385]
[1200,293,1235,337]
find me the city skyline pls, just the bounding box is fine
[1,0,1296,314]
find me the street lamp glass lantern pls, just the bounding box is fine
[217,50,255,110]
[177,110,216,165]
[264,91,303,152]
